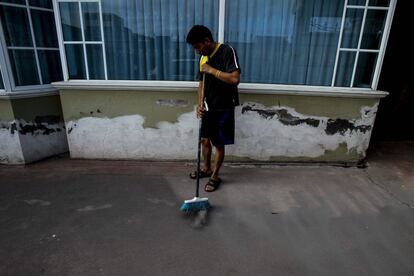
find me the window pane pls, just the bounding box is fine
[225,0,344,85]
[347,0,367,5]
[59,2,82,41]
[0,0,25,4]
[65,44,86,79]
[0,6,32,46]
[9,50,40,86]
[369,0,390,7]
[38,50,63,83]
[102,0,219,81]
[29,0,53,9]
[341,8,364,49]
[31,9,59,47]
[334,51,356,87]
[361,10,387,50]
[82,2,101,41]
[86,44,104,79]
[354,52,378,88]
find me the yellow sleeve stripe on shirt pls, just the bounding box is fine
[199,43,222,72]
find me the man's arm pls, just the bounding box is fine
[197,80,202,105]
[196,78,206,118]
[200,64,240,86]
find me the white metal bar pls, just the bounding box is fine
[0,18,14,91]
[0,2,54,12]
[63,41,103,44]
[347,5,389,10]
[7,46,60,50]
[52,0,69,81]
[218,0,225,43]
[346,5,367,9]
[26,0,43,85]
[372,0,397,90]
[331,0,349,86]
[78,1,89,80]
[350,0,369,87]
[340,48,380,53]
[98,0,107,80]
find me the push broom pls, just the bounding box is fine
[181,59,211,212]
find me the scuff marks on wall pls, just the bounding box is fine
[65,102,379,161]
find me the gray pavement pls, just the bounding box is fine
[1,142,414,275]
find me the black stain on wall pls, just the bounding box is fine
[0,116,63,135]
[241,104,372,136]
[0,122,17,134]
[242,105,320,127]
[325,119,371,135]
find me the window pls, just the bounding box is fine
[59,1,106,80]
[57,0,219,81]
[0,0,63,87]
[333,0,389,87]
[54,0,394,89]
[225,0,345,86]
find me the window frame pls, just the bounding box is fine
[54,0,107,81]
[51,0,397,92]
[0,0,62,92]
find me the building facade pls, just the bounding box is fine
[0,0,397,164]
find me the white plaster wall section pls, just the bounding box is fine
[1,119,68,164]
[66,111,199,159]
[18,120,68,163]
[0,121,24,164]
[227,102,378,160]
[66,102,378,160]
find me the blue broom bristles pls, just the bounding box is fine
[180,200,210,212]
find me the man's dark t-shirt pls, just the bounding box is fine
[199,44,241,111]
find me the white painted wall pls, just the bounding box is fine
[0,119,68,164]
[66,102,378,161]
[0,123,24,164]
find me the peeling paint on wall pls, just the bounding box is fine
[155,99,189,107]
[65,102,378,161]
[0,118,68,164]
[231,103,377,160]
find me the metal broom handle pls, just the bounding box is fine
[196,74,206,197]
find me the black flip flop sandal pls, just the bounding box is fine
[189,170,213,179]
[204,177,222,192]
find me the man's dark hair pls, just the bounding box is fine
[186,25,214,45]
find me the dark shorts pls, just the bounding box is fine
[200,110,235,147]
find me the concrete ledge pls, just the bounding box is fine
[52,80,389,99]
[0,87,58,100]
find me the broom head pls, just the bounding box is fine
[180,197,210,212]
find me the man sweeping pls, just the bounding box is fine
[186,25,241,192]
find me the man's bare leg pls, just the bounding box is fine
[212,145,224,179]
[205,145,225,192]
[201,138,213,174]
